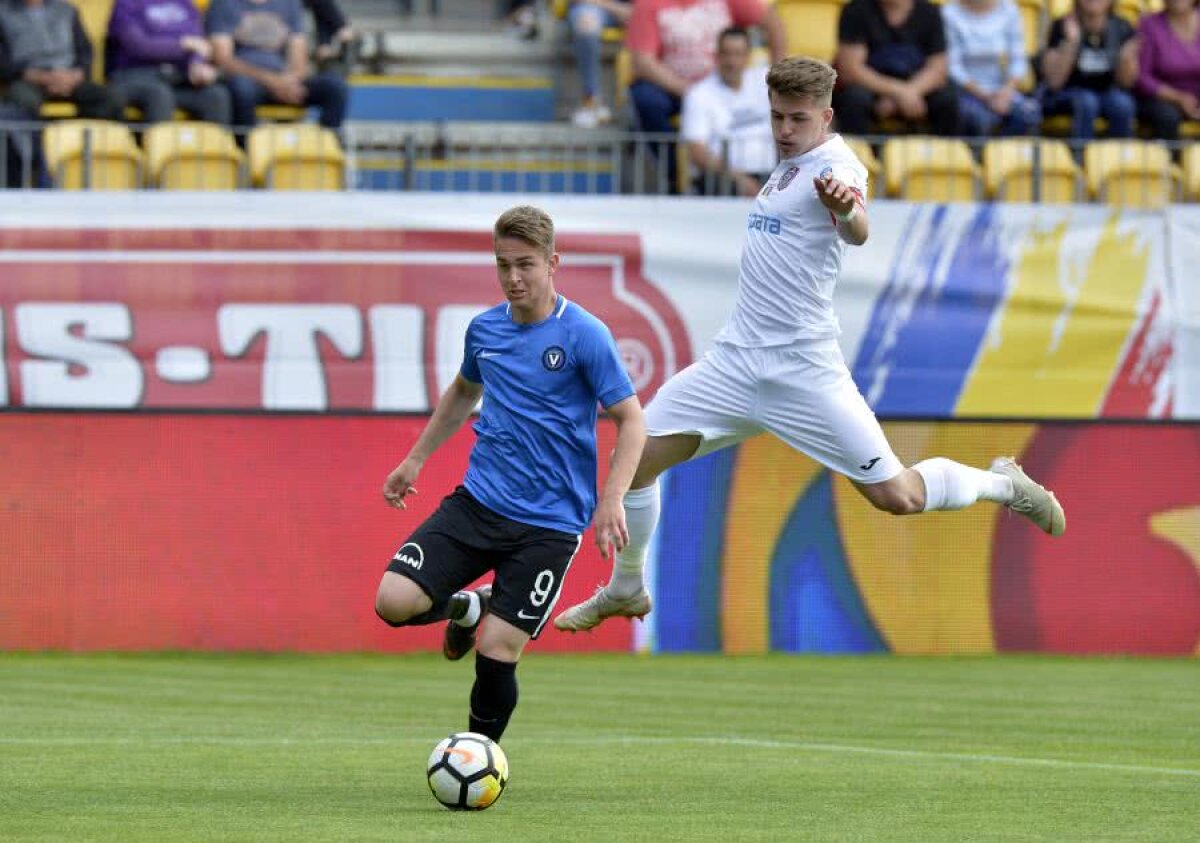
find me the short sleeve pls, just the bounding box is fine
[680,82,714,143]
[838,1,869,45]
[831,155,868,207]
[726,0,767,27]
[625,0,660,56]
[1114,17,1135,44]
[459,321,481,383]
[206,0,234,35]
[286,0,305,34]
[1046,17,1064,49]
[922,2,947,55]
[576,319,635,409]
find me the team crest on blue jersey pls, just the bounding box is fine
[777,166,800,191]
[542,346,566,371]
[819,166,834,181]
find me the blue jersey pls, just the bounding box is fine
[459,296,635,534]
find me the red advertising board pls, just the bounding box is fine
[0,413,632,652]
[0,228,691,412]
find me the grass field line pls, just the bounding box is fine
[2,733,1197,779]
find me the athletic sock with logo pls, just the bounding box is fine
[469,654,518,742]
[606,482,660,599]
[913,457,1014,511]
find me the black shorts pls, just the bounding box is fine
[385,486,582,639]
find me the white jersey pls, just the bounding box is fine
[714,133,868,347]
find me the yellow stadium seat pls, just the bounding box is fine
[614,47,632,110]
[774,0,845,62]
[841,136,882,197]
[43,119,143,189]
[882,137,981,200]
[1182,144,1200,200]
[248,124,345,189]
[39,102,79,119]
[143,122,245,190]
[1083,139,1182,208]
[256,104,307,122]
[1047,0,1070,18]
[68,0,115,82]
[983,138,1082,202]
[1115,0,1142,24]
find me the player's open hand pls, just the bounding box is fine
[814,176,855,217]
[592,496,629,561]
[382,458,421,510]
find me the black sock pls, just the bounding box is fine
[469,654,518,742]
[374,600,450,628]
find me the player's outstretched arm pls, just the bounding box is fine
[814,175,869,246]
[592,395,646,560]
[382,375,483,509]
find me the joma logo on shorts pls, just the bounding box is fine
[393,542,424,570]
[747,214,782,235]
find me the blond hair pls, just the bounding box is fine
[494,205,555,258]
[766,56,837,106]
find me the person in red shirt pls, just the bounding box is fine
[625,0,786,137]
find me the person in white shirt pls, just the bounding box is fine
[554,55,1067,633]
[680,27,777,196]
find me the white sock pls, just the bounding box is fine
[913,457,1013,512]
[452,591,481,627]
[606,482,660,599]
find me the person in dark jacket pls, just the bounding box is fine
[0,0,122,119]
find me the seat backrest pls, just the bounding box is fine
[1182,145,1200,200]
[984,138,1080,200]
[1083,140,1173,195]
[774,0,846,62]
[144,122,243,188]
[882,137,979,198]
[44,119,140,175]
[248,125,345,188]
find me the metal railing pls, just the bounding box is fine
[2,119,1195,206]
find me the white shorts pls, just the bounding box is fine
[645,340,904,484]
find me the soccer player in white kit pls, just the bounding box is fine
[554,55,1066,633]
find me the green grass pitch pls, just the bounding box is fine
[1,653,1197,841]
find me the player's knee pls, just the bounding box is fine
[869,487,923,516]
[374,574,430,625]
[478,638,524,663]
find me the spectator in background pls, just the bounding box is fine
[680,26,774,195]
[1136,0,1200,140]
[0,0,123,120]
[502,0,538,39]
[568,0,630,127]
[306,0,356,74]
[943,0,1040,135]
[1040,0,1136,140]
[207,0,349,132]
[105,0,232,125]
[625,0,786,137]
[833,0,958,135]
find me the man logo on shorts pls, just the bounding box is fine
[393,542,424,570]
[542,346,566,371]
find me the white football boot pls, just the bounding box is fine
[990,456,1066,537]
[552,586,652,632]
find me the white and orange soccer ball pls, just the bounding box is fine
[426,732,509,811]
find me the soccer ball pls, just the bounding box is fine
[426,732,509,811]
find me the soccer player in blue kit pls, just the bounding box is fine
[374,205,646,742]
